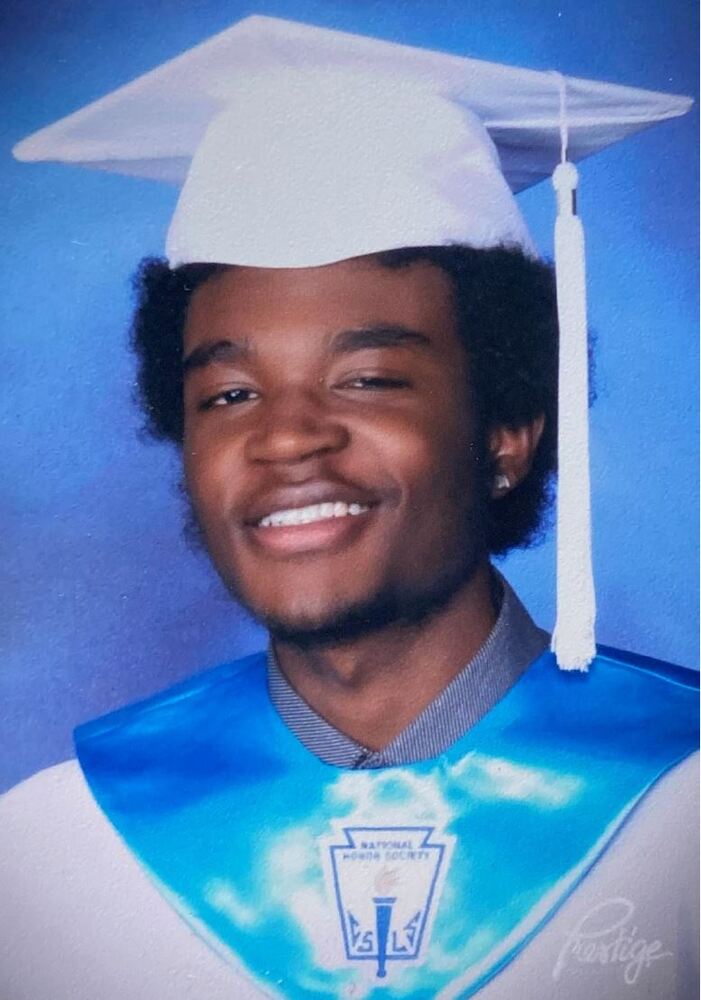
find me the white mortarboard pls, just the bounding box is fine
[14,15,692,668]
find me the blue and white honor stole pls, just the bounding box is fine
[75,648,698,999]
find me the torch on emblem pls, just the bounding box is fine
[326,826,451,979]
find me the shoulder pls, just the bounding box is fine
[594,645,698,746]
[531,644,699,743]
[1,757,96,826]
[0,759,103,876]
[594,643,700,690]
[75,651,268,746]
[0,760,266,1000]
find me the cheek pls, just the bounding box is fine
[377,401,474,486]
[183,428,242,525]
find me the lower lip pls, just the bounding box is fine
[246,508,376,555]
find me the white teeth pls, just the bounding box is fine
[258,501,370,528]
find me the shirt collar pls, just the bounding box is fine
[267,573,548,768]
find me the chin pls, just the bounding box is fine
[248,595,362,646]
[253,571,474,649]
[229,534,485,648]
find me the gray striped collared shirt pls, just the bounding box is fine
[267,575,549,768]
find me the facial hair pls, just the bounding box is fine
[180,436,493,646]
[259,525,487,648]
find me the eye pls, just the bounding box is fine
[199,387,259,411]
[339,376,410,390]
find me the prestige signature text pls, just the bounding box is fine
[552,896,672,986]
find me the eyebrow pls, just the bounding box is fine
[182,338,251,375]
[181,324,432,375]
[330,324,433,354]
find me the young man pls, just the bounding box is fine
[1,16,697,1000]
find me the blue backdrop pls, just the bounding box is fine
[2,0,698,792]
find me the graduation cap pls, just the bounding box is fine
[13,15,692,670]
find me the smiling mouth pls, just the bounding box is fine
[257,501,371,528]
[247,499,376,556]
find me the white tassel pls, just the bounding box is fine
[550,74,596,671]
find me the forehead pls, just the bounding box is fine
[184,255,458,349]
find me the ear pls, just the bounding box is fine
[488,415,545,499]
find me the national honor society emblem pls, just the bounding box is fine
[323,825,454,979]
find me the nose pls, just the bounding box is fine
[245,387,349,465]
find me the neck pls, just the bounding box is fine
[272,561,498,751]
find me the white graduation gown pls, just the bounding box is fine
[0,752,698,1000]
